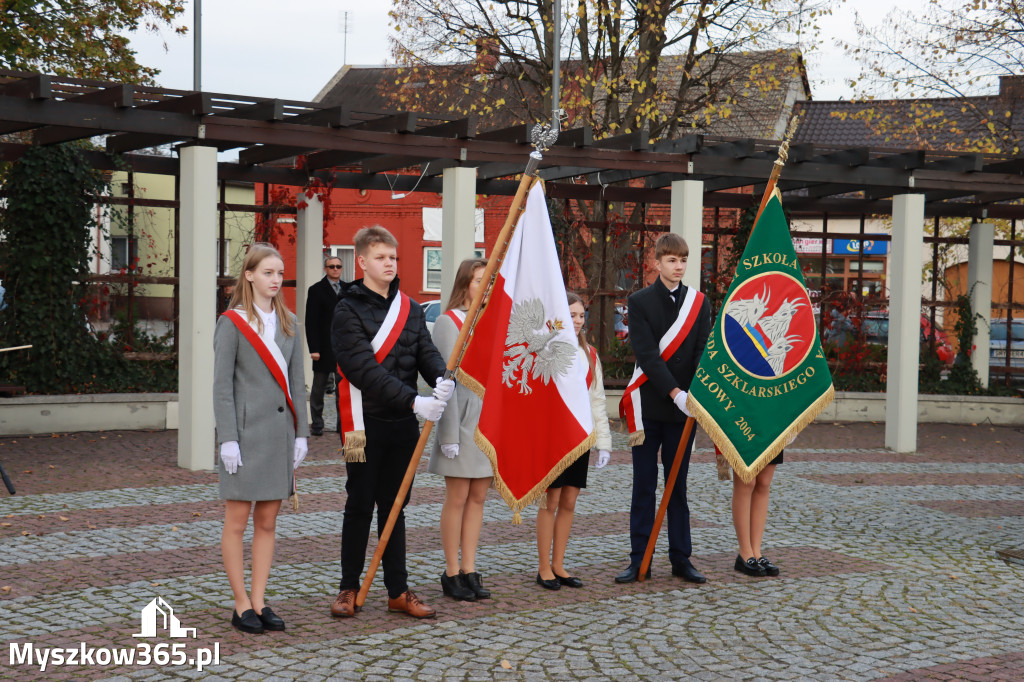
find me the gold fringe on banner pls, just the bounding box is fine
[341,430,366,463]
[474,427,596,525]
[455,367,486,400]
[689,384,834,484]
[627,430,646,447]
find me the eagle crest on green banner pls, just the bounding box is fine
[687,191,834,483]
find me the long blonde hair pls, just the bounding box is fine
[567,291,595,376]
[446,257,488,312]
[227,243,296,337]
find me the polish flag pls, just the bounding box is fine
[458,181,595,522]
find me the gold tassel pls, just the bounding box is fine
[628,430,646,447]
[512,511,522,525]
[292,490,299,512]
[342,430,367,463]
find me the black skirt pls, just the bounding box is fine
[549,450,589,489]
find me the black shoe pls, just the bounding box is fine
[231,609,264,634]
[554,572,583,588]
[757,556,780,576]
[672,560,707,584]
[462,571,491,599]
[614,565,650,583]
[440,571,476,601]
[734,555,767,577]
[536,573,561,590]
[257,606,285,631]
[311,428,323,437]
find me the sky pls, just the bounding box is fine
[127,0,926,105]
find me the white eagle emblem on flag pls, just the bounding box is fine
[501,298,577,394]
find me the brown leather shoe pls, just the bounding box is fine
[387,590,436,619]
[330,589,359,618]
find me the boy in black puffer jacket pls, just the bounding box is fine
[328,225,454,620]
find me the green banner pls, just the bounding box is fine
[687,192,834,482]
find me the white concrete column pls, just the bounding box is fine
[440,167,478,309]
[968,222,995,388]
[177,145,218,470]
[885,193,925,453]
[670,179,704,291]
[296,193,324,406]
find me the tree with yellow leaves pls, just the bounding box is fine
[842,0,1023,155]
[386,0,830,141]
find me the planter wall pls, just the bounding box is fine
[0,390,1021,437]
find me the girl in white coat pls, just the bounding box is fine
[535,292,613,589]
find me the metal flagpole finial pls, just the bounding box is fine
[525,122,559,176]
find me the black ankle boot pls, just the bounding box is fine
[440,571,476,601]
[462,571,491,599]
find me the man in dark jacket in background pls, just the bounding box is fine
[305,255,344,436]
[328,226,454,620]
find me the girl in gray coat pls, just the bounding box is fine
[214,243,309,634]
[428,258,493,602]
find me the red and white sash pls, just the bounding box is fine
[445,309,465,331]
[618,287,705,446]
[222,309,297,430]
[336,292,411,462]
[584,345,598,389]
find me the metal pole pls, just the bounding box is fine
[552,0,560,129]
[193,0,202,91]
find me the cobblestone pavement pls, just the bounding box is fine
[0,416,1022,681]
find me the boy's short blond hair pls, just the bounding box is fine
[354,225,398,256]
[654,232,689,260]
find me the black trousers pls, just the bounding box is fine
[309,370,338,433]
[629,418,696,567]
[340,413,419,598]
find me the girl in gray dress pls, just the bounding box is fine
[213,243,309,634]
[428,258,493,602]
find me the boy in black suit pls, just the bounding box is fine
[615,233,711,584]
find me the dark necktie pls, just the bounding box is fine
[669,288,678,304]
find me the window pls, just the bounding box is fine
[327,245,355,283]
[110,235,137,271]
[423,247,485,293]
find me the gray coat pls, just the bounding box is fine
[428,311,494,479]
[213,310,309,501]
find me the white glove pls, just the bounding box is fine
[413,396,447,422]
[441,443,459,459]
[595,449,610,468]
[293,437,308,468]
[433,377,455,402]
[220,441,242,475]
[673,390,691,417]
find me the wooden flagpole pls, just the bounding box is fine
[637,416,695,581]
[637,117,800,582]
[355,126,558,608]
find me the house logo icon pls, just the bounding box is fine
[133,597,197,638]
